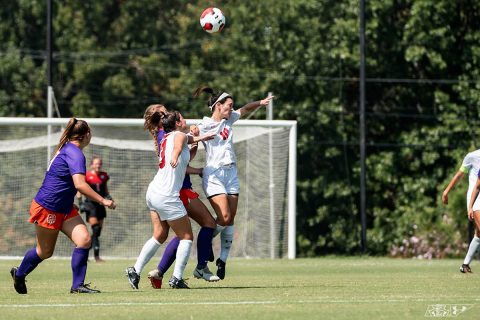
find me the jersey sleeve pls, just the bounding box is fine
[460,153,473,173]
[228,110,241,124]
[67,149,86,176]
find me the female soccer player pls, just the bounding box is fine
[126,105,218,289]
[194,86,273,280]
[442,149,480,273]
[10,118,115,294]
[77,156,113,262]
[145,111,212,288]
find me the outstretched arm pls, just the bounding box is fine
[442,171,464,204]
[237,95,274,117]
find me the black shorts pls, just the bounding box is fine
[83,201,107,220]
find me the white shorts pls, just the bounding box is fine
[202,165,240,198]
[146,189,187,222]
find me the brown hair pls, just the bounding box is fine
[161,111,181,133]
[193,86,231,113]
[53,118,90,156]
[144,104,168,156]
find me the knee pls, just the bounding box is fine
[153,229,169,244]
[219,216,233,226]
[37,247,54,259]
[77,233,92,249]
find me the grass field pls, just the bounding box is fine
[0,257,477,320]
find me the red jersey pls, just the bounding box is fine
[85,171,109,197]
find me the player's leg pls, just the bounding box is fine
[187,197,218,281]
[208,194,234,280]
[167,215,193,288]
[127,210,169,289]
[462,210,480,273]
[12,225,59,294]
[88,214,104,262]
[62,214,99,293]
[12,201,61,294]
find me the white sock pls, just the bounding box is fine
[219,225,234,262]
[213,224,225,238]
[173,239,192,280]
[464,236,480,265]
[134,237,161,274]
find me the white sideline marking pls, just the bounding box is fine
[2,298,480,308]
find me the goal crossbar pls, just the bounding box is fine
[0,117,297,259]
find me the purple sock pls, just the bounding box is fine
[71,247,89,289]
[158,237,179,275]
[197,227,214,269]
[16,247,43,278]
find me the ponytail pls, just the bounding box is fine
[144,104,167,157]
[53,118,90,157]
[194,86,232,112]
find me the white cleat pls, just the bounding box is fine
[193,266,220,282]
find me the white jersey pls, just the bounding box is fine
[460,149,480,208]
[198,110,240,176]
[148,131,190,197]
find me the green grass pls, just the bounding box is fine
[0,257,477,320]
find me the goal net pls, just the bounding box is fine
[0,118,296,259]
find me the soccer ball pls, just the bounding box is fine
[200,7,225,33]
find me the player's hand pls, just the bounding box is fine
[102,198,116,209]
[260,95,274,106]
[190,125,200,136]
[441,191,448,205]
[170,157,178,168]
[468,209,474,221]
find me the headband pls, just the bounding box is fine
[209,92,232,110]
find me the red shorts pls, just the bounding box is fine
[28,199,80,230]
[179,188,199,207]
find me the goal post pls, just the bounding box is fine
[0,117,297,259]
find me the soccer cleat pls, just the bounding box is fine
[168,276,190,289]
[216,258,226,280]
[147,269,163,289]
[125,266,140,289]
[70,283,101,294]
[193,266,220,282]
[10,267,27,294]
[460,264,472,273]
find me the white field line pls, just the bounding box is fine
[1,299,479,308]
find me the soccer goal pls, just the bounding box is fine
[0,117,297,259]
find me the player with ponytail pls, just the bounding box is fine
[193,86,273,280]
[10,118,115,295]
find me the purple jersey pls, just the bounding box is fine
[156,129,192,189]
[34,142,86,214]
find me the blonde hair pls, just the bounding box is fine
[143,104,168,156]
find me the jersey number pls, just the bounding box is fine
[220,128,229,140]
[159,136,168,169]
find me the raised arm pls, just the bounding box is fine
[237,95,274,117]
[442,171,464,204]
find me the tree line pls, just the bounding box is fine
[1,0,480,257]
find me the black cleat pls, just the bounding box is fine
[460,264,472,273]
[168,276,189,289]
[70,283,100,294]
[216,258,226,280]
[10,267,27,294]
[125,266,140,289]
